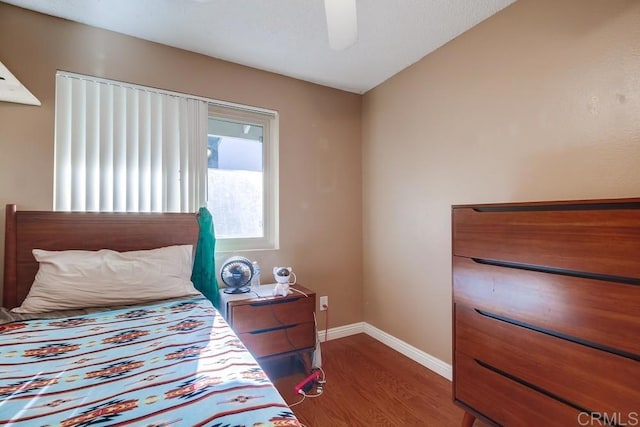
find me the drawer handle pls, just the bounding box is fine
[472,258,640,286]
[249,324,297,335]
[475,309,640,362]
[474,358,590,414]
[473,201,640,212]
[250,298,300,307]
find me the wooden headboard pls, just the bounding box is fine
[3,204,199,309]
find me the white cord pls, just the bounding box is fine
[303,389,324,398]
[290,287,309,297]
[317,366,326,383]
[288,293,327,411]
[288,366,327,409]
[289,393,306,407]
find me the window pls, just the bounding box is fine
[54,71,278,251]
[207,106,279,251]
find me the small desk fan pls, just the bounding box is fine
[220,256,254,294]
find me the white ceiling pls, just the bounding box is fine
[2,0,517,94]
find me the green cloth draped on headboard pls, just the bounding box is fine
[191,207,219,308]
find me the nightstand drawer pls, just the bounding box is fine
[230,296,315,333]
[238,322,315,358]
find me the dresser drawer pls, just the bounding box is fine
[455,352,580,426]
[455,304,640,415]
[453,256,640,356]
[453,206,640,279]
[230,295,315,333]
[238,322,315,359]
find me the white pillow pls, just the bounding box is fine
[13,245,202,313]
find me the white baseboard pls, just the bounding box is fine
[363,323,453,381]
[318,321,365,342]
[318,322,452,381]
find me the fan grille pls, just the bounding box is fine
[220,256,253,294]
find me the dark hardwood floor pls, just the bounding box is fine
[263,333,483,427]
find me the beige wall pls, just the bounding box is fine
[0,3,363,327]
[362,0,640,364]
[3,0,640,367]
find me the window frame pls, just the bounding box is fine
[53,70,279,252]
[207,104,279,252]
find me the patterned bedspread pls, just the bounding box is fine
[0,298,300,426]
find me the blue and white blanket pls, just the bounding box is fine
[0,298,300,426]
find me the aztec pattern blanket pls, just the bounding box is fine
[0,298,300,426]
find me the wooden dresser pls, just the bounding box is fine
[220,284,316,362]
[452,199,640,427]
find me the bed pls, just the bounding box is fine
[1,204,301,426]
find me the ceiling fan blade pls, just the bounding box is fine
[324,0,358,51]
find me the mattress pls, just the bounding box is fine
[0,297,301,426]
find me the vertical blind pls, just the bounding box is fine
[54,72,208,212]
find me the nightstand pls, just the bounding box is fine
[219,284,316,362]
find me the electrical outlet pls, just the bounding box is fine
[319,296,328,311]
